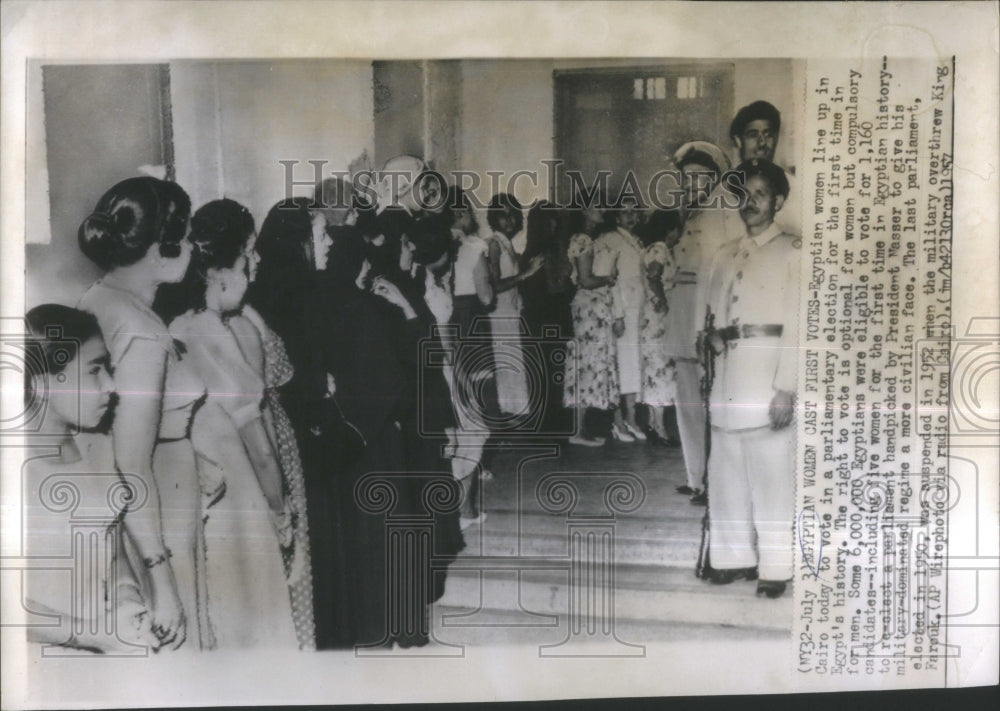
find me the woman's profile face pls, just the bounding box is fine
[42,336,114,432]
[311,212,333,271]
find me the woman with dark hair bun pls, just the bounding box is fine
[77,177,202,650]
[165,198,304,649]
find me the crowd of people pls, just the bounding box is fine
[20,99,800,654]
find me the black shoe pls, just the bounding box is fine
[675,485,695,495]
[689,490,707,506]
[707,566,759,585]
[756,580,788,599]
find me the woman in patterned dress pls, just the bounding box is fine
[638,209,684,444]
[562,205,619,446]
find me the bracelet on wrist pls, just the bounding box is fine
[143,548,173,569]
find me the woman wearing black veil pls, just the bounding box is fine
[248,196,408,649]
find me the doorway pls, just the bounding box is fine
[553,64,734,206]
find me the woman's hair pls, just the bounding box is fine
[486,192,524,234]
[636,208,683,247]
[256,197,316,276]
[78,177,191,271]
[247,197,316,327]
[23,304,103,404]
[155,199,256,320]
[409,214,455,267]
[522,200,559,262]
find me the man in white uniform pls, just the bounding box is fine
[699,159,800,598]
[664,142,741,502]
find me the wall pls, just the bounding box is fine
[172,60,375,227]
[734,58,798,171]
[459,60,555,210]
[26,64,168,307]
[372,61,425,168]
[456,58,803,213]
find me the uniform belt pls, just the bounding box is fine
[717,323,783,341]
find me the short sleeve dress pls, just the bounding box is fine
[78,278,212,648]
[639,241,678,407]
[562,233,620,410]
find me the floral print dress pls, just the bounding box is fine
[241,305,317,651]
[640,241,678,407]
[562,232,620,410]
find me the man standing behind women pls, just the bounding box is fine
[164,198,306,649]
[78,177,199,650]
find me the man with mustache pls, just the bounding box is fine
[697,159,800,599]
[729,100,801,235]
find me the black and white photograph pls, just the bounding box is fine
[1,1,997,707]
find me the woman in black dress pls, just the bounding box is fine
[249,197,408,649]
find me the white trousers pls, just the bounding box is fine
[674,359,705,490]
[707,424,795,581]
[616,309,642,395]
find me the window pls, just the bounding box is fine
[634,76,667,100]
[677,76,706,99]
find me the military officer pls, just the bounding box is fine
[664,141,742,503]
[699,159,800,598]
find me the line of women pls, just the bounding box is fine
[21,142,728,652]
[22,174,471,653]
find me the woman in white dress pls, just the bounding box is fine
[447,187,494,520]
[166,200,301,649]
[595,197,647,442]
[484,193,543,421]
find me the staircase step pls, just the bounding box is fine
[428,605,789,648]
[435,561,792,631]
